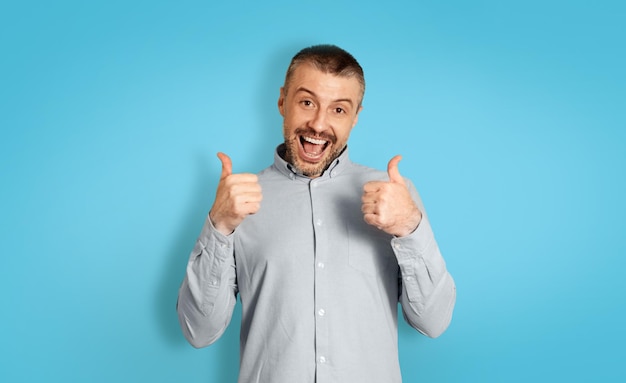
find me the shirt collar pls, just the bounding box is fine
[273,143,351,181]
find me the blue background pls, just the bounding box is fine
[2,1,625,382]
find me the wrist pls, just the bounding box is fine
[396,210,422,238]
[209,211,234,236]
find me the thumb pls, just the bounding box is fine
[217,152,233,179]
[387,155,405,184]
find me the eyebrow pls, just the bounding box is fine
[295,87,355,107]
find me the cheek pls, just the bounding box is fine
[336,124,354,143]
[284,113,306,132]
[283,119,300,138]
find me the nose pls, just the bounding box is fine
[307,108,327,133]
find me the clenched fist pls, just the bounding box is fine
[209,152,263,235]
[361,155,422,237]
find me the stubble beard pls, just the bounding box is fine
[283,127,345,178]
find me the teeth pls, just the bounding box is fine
[302,136,327,145]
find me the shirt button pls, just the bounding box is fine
[319,356,327,364]
[316,219,323,226]
[317,262,325,269]
[318,309,325,316]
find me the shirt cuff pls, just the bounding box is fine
[391,215,434,262]
[198,216,235,260]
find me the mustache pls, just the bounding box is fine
[294,128,337,144]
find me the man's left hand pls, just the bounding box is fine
[362,155,422,237]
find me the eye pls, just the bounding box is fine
[301,100,314,107]
[334,107,346,114]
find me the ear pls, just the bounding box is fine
[352,105,363,128]
[278,87,285,117]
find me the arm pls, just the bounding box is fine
[177,152,261,347]
[176,217,238,348]
[393,210,456,338]
[362,155,455,337]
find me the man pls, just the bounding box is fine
[177,44,456,383]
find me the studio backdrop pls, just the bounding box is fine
[1,1,625,382]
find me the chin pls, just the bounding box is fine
[298,148,346,177]
[290,157,326,177]
[285,136,345,177]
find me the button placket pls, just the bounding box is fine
[310,179,330,373]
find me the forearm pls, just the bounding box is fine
[394,215,456,338]
[177,217,238,348]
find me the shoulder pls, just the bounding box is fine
[344,161,388,182]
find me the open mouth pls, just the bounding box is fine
[299,135,330,162]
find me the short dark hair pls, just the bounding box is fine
[284,44,365,104]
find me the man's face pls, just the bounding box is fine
[278,63,363,178]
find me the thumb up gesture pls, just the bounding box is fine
[362,155,422,237]
[209,152,263,235]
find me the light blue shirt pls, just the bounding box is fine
[177,145,456,383]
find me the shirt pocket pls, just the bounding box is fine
[347,225,395,276]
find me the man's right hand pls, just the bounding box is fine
[209,152,262,235]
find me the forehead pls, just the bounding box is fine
[287,63,362,102]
